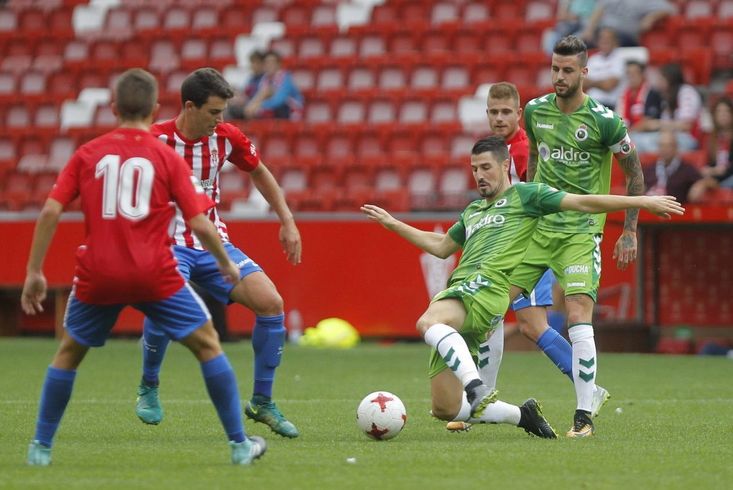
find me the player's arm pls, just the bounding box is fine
[614,144,645,269]
[559,193,684,218]
[187,214,240,284]
[249,161,302,265]
[361,204,461,258]
[21,198,64,315]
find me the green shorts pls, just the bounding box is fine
[427,267,509,378]
[510,228,602,302]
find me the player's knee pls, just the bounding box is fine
[431,399,459,421]
[183,322,223,361]
[415,314,435,336]
[517,318,544,342]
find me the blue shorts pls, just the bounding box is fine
[64,284,211,347]
[511,269,555,311]
[174,243,263,305]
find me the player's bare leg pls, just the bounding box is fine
[230,272,299,438]
[432,367,556,438]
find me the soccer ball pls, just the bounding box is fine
[356,391,407,440]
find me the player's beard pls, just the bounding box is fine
[554,79,581,99]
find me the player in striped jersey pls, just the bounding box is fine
[24,69,266,466]
[135,68,301,438]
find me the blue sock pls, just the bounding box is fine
[251,314,286,399]
[201,354,245,443]
[142,319,170,386]
[536,327,573,381]
[34,366,76,447]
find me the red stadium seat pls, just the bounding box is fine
[134,7,161,33]
[324,129,354,161]
[191,6,219,34]
[303,96,333,125]
[209,38,235,66]
[720,0,733,18]
[378,65,407,92]
[461,2,490,24]
[1,173,34,211]
[104,7,134,39]
[422,29,452,54]
[438,164,471,210]
[315,64,344,92]
[311,5,337,28]
[330,36,357,58]
[367,97,398,126]
[399,98,429,125]
[180,38,208,69]
[298,34,327,59]
[685,0,714,19]
[1,54,32,76]
[453,31,483,54]
[431,2,460,25]
[358,35,386,59]
[407,165,437,210]
[34,104,60,130]
[347,64,377,93]
[337,97,367,125]
[0,71,15,102]
[220,5,251,33]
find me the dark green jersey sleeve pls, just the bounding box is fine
[515,182,566,217]
[448,219,466,247]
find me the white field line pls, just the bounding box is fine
[2,398,733,405]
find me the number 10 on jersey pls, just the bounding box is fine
[95,154,154,220]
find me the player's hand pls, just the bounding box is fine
[360,204,397,229]
[21,271,47,315]
[644,195,686,219]
[218,259,241,284]
[613,230,637,271]
[280,222,302,265]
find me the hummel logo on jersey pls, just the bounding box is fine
[536,122,554,129]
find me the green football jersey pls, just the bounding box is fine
[524,93,632,233]
[447,182,566,285]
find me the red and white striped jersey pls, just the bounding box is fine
[152,119,260,250]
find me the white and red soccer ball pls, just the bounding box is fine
[356,391,407,440]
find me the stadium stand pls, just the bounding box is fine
[0,0,731,213]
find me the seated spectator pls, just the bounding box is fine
[643,128,702,204]
[690,99,733,197]
[244,50,304,121]
[542,0,597,55]
[702,98,733,181]
[617,60,663,131]
[632,63,703,153]
[226,50,265,120]
[585,28,624,110]
[581,0,675,47]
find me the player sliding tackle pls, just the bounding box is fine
[362,136,683,437]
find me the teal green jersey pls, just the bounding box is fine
[524,93,632,233]
[447,182,566,284]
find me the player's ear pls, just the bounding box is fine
[110,101,118,118]
[151,102,160,121]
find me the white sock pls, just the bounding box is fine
[452,393,520,425]
[424,324,481,387]
[478,321,504,392]
[568,323,596,412]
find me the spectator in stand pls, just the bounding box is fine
[581,0,675,47]
[702,98,733,181]
[631,63,703,153]
[643,128,702,204]
[244,50,304,121]
[226,50,265,121]
[584,28,625,110]
[689,98,733,197]
[542,0,598,55]
[617,60,663,131]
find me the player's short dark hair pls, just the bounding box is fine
[472,136,509,162]
[553,35,588,67]
[488,82,520,106]
[180,67,234,108]
[114,68,157,121]
[249,50,264,62]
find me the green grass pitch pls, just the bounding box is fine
[1,338,732,489]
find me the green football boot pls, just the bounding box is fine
[27,440,52,466]
[244,395,299,438]
[136,383,163,425]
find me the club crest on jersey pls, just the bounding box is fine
[538,142,551,161]
[575,125,589,142]
[494,198,508,208]
[210,149,219,166]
